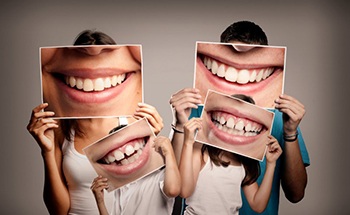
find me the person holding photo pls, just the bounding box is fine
[90,136,181,215]
[27,30,163,215]
[178,95,282,214]
[170,21,309,215]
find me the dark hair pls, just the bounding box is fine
[60,30,117,141]
[201,93,260,186]
[220,21,268,45]
[73,30,116,45]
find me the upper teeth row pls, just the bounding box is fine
[203,56,274,84]
[212,112,262,133]
[65,74,126,92]
[103,139,144,164]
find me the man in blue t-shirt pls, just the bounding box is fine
[169,21,309,215]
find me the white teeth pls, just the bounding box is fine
[125,145,135,156]
[134,142,141,151]
[69,76,76,87]
[226,117,235,129]
[212,112,264,137]
[83,79,94,92]
[237,70,250,84]
[204,57,274,83]
[217,65,225,77]
[211,60,218,75]
[65,74,126,91]
[225,67,238,82]
[76,78,83,89]
[94,78,104,91]
[256,70,263,82]
[235,120,244,131]
[113,150,125,161]
[250,70,257,82]
[219,116,226,125]
[104,77,111,88]
[121,159,129,165]
[107,154,116,163]
[245,123,252,132]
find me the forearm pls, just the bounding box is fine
[163,150,181,197]
[178,142,196,198]
[250,164,275,213]
[169,130,184,164]
[42,151,70,214]
[281,138,307,203]
[96,200,109,215]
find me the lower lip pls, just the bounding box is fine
[57,73,133,104]
[207,113,263,146]
[98,139,150,176]
[197,57,282,95]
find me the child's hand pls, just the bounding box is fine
[265,135,283,165]
[90,175,109,204]
[153,136,173,157]
[26,103,58,153]
[133,103,163,135]
[183,118,202,145]
[169,88,202,130]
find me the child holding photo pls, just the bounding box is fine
[179,95,282,215]
[90,136,181,215]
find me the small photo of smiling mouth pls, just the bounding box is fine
[207,110,268,145]
[97,136,151,175]
[202,55,277,84]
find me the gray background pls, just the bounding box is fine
[1,0,349,214]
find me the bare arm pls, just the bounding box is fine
[178,118,203,198]
[275,94,308,203]
[91,176,110,215]
[154,136,181,197]
[243,136,282,213]
[169,88,202,163]
[27,103,70,214]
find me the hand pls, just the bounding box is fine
[153,136,173,157]
[169,88,202,129]
[265,135,283,164]
[183,118,202,145]
[26,103,58,153]
[275,94,305,135]
[133,103,163,135]
[90,175,108,204]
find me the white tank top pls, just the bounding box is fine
[184,156,245,215]
[62,131,114,215]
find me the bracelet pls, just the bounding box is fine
[171,124,184,133]
[283,131,298,142]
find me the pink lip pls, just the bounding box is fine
[97,137,151,175]
[206,109,267,146]
[196,56,283,95]
[53,68,135,104]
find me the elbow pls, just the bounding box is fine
[165,186,181,198]
[251,205,266,214]
[179,189,193,199]
[285,190,305,203]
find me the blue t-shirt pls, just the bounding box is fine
[187,106,310,215]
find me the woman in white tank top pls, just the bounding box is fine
[27,29,164,215]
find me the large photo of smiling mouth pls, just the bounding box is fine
[201,55,280,84]
[207,110,268,145]
[97,136,151,175]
